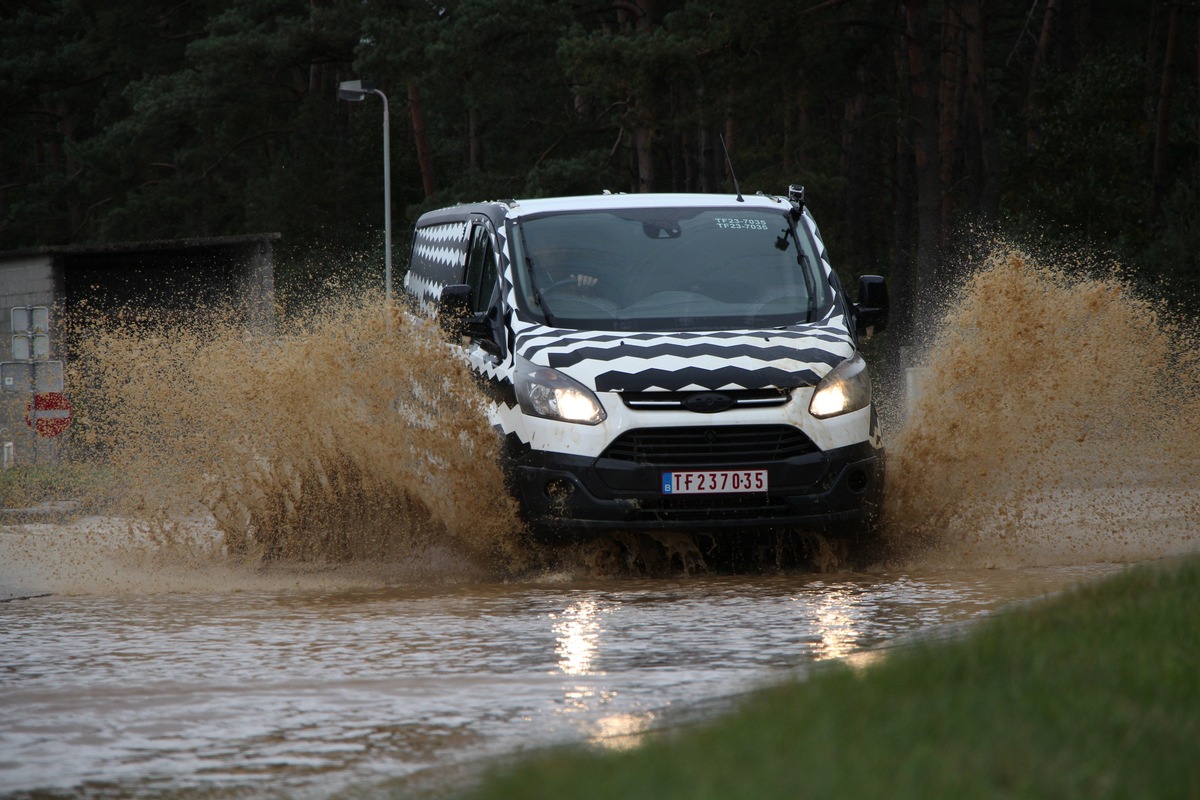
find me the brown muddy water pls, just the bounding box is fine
[2,245,1199,799]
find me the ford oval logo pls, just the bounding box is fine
[683,392,735,413]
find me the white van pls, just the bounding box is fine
[405,188,888,540]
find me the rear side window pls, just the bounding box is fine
[409,220,470,288]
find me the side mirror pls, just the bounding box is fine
[437,284,473,338]
[853,275,889,335]
[437,283,502,355]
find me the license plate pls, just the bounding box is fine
[661,470,768,495]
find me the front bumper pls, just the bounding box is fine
[505,436,884,540]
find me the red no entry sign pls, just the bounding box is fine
[25,391,72,437]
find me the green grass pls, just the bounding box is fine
[0,463,110,508]
[460,557,1200,799]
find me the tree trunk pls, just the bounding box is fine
[722,117,736,194]
[888,13,916,372]
[937,1,964,243]
[1074,0,1092,65]
[468,105,483,173]
[1025,0,1060,149]
[964,0,1000,219]
[796,84,809,173]
[1151,0,1183,218]
[905,0,942,315]
[632,0,655,193]
[1145,0,1164,123]
[634,126,654,192]
[55,99,82,237]
[888,125,917,376]
[698,124,719,194]
[407,81,435,199]
[842,69,870,269]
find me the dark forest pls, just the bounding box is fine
[2,0,1197,352]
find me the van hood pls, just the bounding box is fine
[513,321,856,393]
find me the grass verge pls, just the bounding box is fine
[0,463,109,508]
[459,556,1200,799]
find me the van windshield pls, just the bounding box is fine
[511,207,830,332]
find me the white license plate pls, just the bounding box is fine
[661,470,768,495]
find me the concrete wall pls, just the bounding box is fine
[0,255,56,305]
[0,255,63,466]
[0,254,59,360]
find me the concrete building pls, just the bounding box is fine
[0,233,278,465]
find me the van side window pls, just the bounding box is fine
[464,223,497,312]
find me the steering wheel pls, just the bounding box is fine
[544,269,608,293]
[543,275,587,292]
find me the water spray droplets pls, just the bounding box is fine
[67,294,525,572]
[884,244,1200,566]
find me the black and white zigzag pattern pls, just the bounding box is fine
[512,318,853,392]
[406,220,469,309]
[408,195,861,430]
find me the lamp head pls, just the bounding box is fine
[337,79,376,101]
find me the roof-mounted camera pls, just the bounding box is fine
[787,184,806,219]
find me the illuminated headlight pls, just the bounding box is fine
[809,354,872,419]
[515,357,607,425]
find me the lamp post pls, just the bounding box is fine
[338,79,393,302]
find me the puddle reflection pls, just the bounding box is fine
[592,711,657,751]
[0,566,1117,798]
[807,585,865,661]
[553,598,604,676]
[552,597,647,747]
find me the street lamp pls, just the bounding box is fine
[338,79,393,302]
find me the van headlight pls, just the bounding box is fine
[809,354,872,419]
[515,358,607,425]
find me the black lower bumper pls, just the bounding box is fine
[504,437,884,540]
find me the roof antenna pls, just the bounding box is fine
[719,133,744,202]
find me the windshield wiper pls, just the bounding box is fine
[526,258,558,326]
[782,226,818,323]
[799,251,818,322]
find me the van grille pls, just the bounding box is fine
[601,425,817,467]
[621,389,791,411]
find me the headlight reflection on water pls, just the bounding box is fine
[553,598,603,676]
[804,585,866,661]
[549,598,657,749]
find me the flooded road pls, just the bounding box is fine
[0,548,1118,799]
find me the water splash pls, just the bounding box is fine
[64,292,526,575]
[8,244,1199,592]
[882,243,1200,567]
